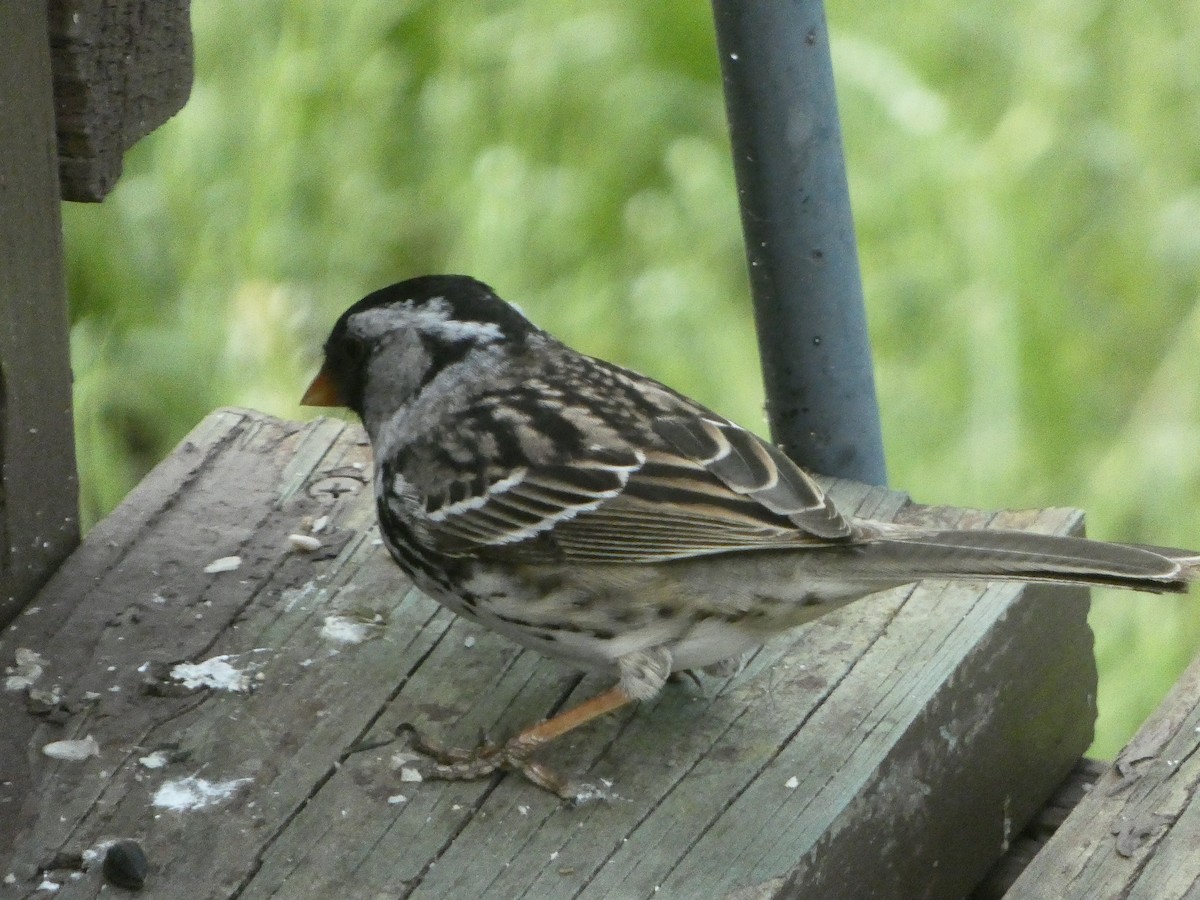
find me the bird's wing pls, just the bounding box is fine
[390,409,856,563]
[651,415,853,540]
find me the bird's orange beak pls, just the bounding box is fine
[301,364,344,407]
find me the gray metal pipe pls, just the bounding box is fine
[712,0,888,486]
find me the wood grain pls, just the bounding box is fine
[0,409,1097,898]
[1006,652,1200,899]
[47,0,194,202]
[0,0,80,626]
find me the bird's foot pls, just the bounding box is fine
[395,723,583,801]
[390,686,634,803]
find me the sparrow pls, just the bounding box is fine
[303,274,1199,798]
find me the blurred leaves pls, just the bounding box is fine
[64,0,1200,756]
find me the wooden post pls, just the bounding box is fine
[0,1,80,626]
[47,0,195,202]
[1,0,193,625]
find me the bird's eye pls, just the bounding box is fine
[340,335,368,365]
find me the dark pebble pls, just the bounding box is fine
[103,840,148,890]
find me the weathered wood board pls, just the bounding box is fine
[0,408,1096,898]
[973,757,1108,899]
[0,0,80,626]
[48,0,194,202]
[1005,651,1200,899]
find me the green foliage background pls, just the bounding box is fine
[64,1,1200,757]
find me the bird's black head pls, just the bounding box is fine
[302,275,536,418]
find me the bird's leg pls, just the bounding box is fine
[400,684,635,799]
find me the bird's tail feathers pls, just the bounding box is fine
[859,529,1198,595]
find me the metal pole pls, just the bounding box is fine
[712,0,887,486]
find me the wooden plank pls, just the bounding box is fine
[0,409,1096,897]
[1005,650,1200,899]
[0,0,80,627]
[973,758,1108,899]
[47,0,194,202]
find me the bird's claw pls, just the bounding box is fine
[394,722,581,800]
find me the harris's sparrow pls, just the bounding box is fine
[303,274,1198,797]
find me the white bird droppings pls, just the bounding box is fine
[139,750,171,769]
[5,648,46,691]
[152,775,252,811]
[171,656,250,692]
[320,615,374,644]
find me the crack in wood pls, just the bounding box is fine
[1,411,1103,898]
